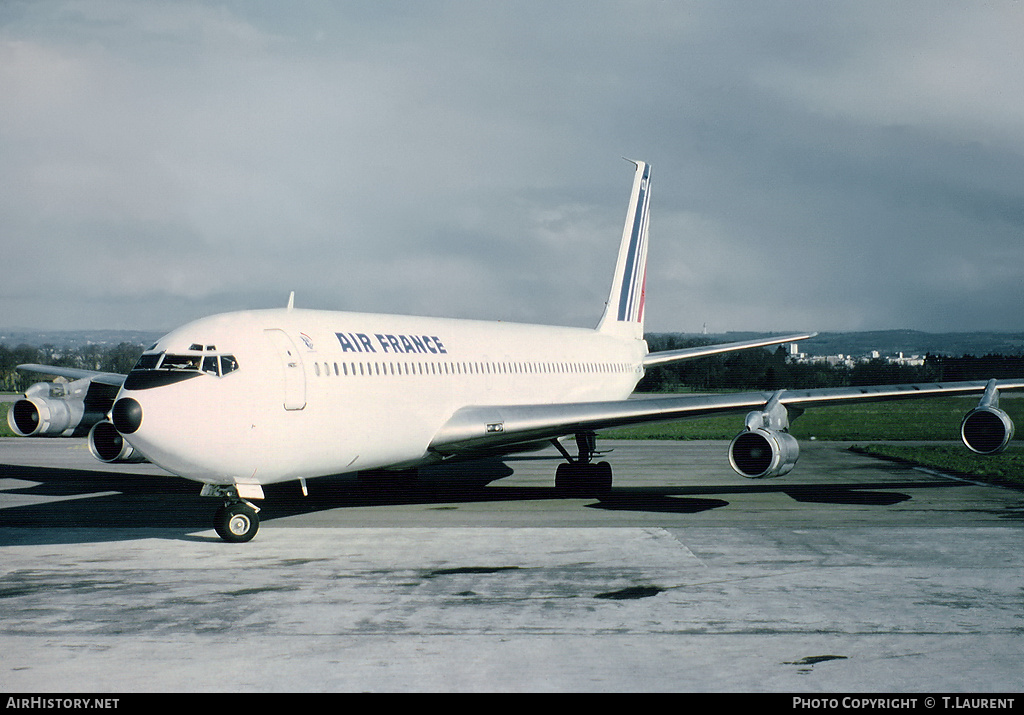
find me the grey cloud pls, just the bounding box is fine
[1,1,1022,334]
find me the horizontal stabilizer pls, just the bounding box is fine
[643,333,816,367]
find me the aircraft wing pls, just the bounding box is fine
[643,333,816,366]
[16,363,126,387]
[429,379,1024,458]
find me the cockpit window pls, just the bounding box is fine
[220,355,239,375]
[129,350,240,380]
[161,354,202,371]
[202,356,220,376]
[134,353,161,370]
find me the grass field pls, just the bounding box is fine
[1,401,17,438]
[3,394,1022,484]
[852,443,1024,487]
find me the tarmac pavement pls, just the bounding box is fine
[1,437,1022,692]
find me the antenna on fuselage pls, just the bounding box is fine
[287,291,295,311]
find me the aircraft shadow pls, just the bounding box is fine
[586,494,729,514]
[0,458,965,545]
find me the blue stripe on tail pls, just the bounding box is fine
[616,163,651,323]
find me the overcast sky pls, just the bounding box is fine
[2,1,1023,334]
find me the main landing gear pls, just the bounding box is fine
[202,485,261,543]
[551,431,613,498]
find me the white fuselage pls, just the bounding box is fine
[118,308,648,487]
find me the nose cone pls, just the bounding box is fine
[112,397,143,434]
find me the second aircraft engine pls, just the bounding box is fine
[729,427,800,478]
[88,420,147,463]
[728,393,800,478]
[961,405,1014,455]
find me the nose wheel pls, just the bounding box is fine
[214,501,260,543]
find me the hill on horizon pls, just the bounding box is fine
[3,327,1024,357]
[0,328,164,350]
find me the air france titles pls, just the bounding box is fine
[336,332,448,356]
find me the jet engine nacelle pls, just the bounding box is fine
[88,421,147,463]
[728,392,800,479]
[961,406,1014,455]
[7,379,108,437]
[729,427,800,478]
[960,380,1015,455]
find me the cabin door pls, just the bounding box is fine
[264,328,307,410]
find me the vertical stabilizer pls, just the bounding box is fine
[597,160,651,339]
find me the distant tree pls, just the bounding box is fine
[849,359,934,386]
[0,341,147,392]
[0,344,41,392]
[928,354,1024,381]
[104,343,145,374]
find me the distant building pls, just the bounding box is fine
[788,347,924,368]
[890,352,925,366]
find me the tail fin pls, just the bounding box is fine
[597,159,651,340]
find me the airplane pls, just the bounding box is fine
[8,160,1023,542]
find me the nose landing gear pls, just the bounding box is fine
[214,501,260,543]
[201,484,261,543]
